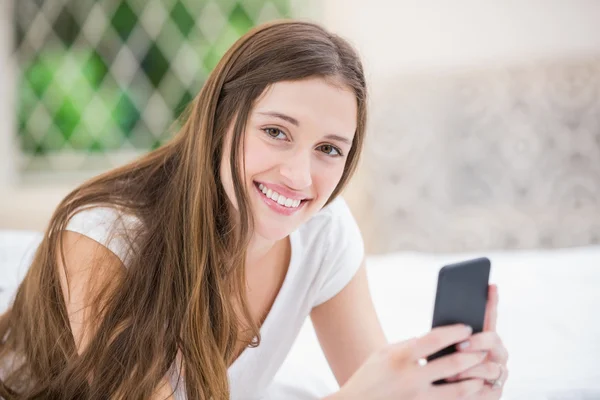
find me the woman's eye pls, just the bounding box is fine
[319,144,342,157]
[263,127,286,140]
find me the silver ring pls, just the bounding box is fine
[489,364,505,390]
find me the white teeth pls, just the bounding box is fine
[257,183,304,208]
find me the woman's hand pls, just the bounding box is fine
[448,284,509,399]
[331,324,488,400]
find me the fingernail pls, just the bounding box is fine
[464,325,473,335]
[457,340,470,350]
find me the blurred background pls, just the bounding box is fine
[2,0,600,255]
[0,0,318,229]
[2,2,600,397]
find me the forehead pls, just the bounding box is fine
[252,77,358,136]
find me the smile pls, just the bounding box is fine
[253,182,309,216]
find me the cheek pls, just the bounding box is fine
[244,136,277,175]
[313,163,346,199]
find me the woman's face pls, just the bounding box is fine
[220,77,358,241]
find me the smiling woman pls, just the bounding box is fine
[0,19,508,400]
[0,20,369,400]
[220,77,358,240]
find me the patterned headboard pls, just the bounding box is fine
[354,57,600,254]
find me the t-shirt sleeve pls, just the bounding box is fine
[65,206,139,267]
[312,197,365,307]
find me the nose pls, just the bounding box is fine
[279,149,312,190]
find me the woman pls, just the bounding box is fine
[0,20,508,399]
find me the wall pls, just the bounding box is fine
[3,0,600,234]
[322,0,600,77]
[0,0,91,230]
[322,0,600,252]
[0,0,321,231]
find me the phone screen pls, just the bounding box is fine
[427,257,491,365]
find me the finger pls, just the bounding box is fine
[455,331,499,352]
[410,324,473,360]
[451,361,503,381]
[473,386,505,400]
[468,369,509,399]
[483,284,499,332]
[450,366,509,398]
[427,378,485,399]
[456,332,509,364]
[422,351,488,382]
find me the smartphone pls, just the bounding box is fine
[427,257,491,382]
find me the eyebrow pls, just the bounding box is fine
[258,111,300,126]
[256,111,353,146]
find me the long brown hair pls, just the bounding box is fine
[0,20,367,399]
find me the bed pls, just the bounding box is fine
[272,58,600,399]
[2,230,599,399]
[3,58,600,400]
[270,247,600,400]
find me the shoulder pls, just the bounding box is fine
[66,205,142,233]
[65,205,143,267]
[315,196,355,220]
[297,196,361,243]
[297,197,365,307]
[293,196,364,268]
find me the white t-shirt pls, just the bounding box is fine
[65,196,364,400]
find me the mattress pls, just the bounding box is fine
[2,231,599,399]
[269,247,600,400]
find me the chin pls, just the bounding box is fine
[253,222,293,242]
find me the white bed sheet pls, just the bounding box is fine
[2,231,600,399]
[270,248,600,400]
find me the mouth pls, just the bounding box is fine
[253,181,310,216]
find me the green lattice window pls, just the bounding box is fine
[15,0,292,173]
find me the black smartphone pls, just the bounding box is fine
[427,257,491,382]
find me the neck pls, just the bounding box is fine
[245,233,290,272]
[246,234,277,268]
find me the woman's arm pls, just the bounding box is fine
[312,261,508,400]
[310,260,387,387]
[57,231,175,399]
